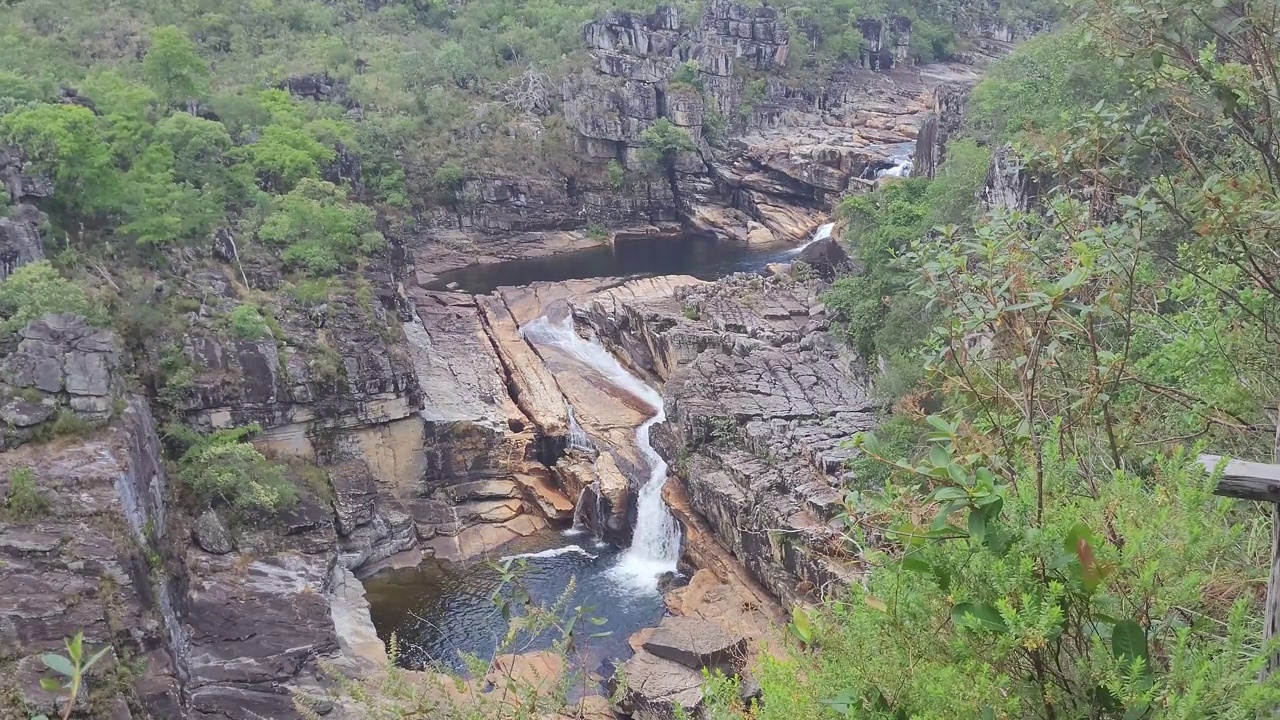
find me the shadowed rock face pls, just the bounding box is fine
[0,399,183,718]
[0,146,51,281]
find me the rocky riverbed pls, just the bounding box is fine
[0,0,1036,716]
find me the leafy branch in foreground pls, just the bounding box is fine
[33,633,112,720]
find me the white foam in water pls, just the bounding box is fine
[521,316,681,593]
[566,405,595,453]
[788,222,836,255]
[875,145,915,179]
[877,157,913,178]
[501,544,598,562]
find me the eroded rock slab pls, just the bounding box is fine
[642,615,746,672]
[576,273,875,605]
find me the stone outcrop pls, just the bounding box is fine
[174,269,420,448]
[575,273,876,606]
[912,82,973,179]
[0,203,46,281]
[613,615,748,720]
[642,615,746,671]
[982,144,1041,211]
[0,386,405,719]
[0,314,122,448]
[0,146,51,281]
[0,399,183,719]
[399,289,572,561]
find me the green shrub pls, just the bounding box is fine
[669,60,702,90]
[4,467,49,519]
[157,365,195,407]
[226,303,271,339]
[46,409,93,438]
[259,179,382,277]
[178,425,296,514]
[308,342,345,384]
[0,262,102,334]
[702,106,728,147]
[967,28,1129,144]
[638,118,695,173]
[606,159,626,190]
[289,278,334,305]
[585,224,609,243]
[433,164,465,193]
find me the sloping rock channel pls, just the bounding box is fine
[353,221,870,708]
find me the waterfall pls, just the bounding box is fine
[566,487,590,536]
[877,157,914,178]
[521,315,681,592]
[566,406,595,453]
[875,145,915,179]
[788,222,836,255]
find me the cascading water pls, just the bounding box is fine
[875,144,915,179]
[521,315,681,592]
[788,222,836,255]
[567,406,595,453]
[566,487,591,536]
[877,157,914,178]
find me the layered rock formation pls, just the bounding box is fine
[0,316,395,720]
[0,314,122,447]
[1,146,51,281]
[0,398,184,720]
[407,0,1012,280]
[571,272,877,606]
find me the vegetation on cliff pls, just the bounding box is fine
[771,0,1280,717]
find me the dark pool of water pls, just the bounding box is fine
[425,233,806,295]
[362,530,668,676]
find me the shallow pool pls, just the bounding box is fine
[362,529,669,677]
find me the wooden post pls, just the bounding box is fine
[1267,505,1280,679]
[1199,454,1280,679]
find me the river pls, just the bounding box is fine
[365,222,837,679]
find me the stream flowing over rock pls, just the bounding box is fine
[0,0,1029,715]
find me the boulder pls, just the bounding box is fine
[193,509,235,555]
[795,236,852,281]
[612,649,705,720]
[641,616,747,672]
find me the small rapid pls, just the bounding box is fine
[520,315,681,593]
[788,222,836,255]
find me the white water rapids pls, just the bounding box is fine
[788,221,836,255]
[520,315,681,593]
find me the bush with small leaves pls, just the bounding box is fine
[178,425,297,514]
[0,262,102,335]
[3,466,49,520]
[226,303,271,340]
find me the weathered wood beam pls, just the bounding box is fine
[1200,454,1280,503]
[1201,453,1280,683]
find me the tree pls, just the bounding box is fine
[1,103,120,217]
[637,118,694,173]
[258,179,383,276]
[142,26,210,108]
[79,71,159,161]
[153,112,232,186]
[118,144,223,247]
[434,41,479,89]
[236,123,335,192]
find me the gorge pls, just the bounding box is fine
[0,0,1044,718]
